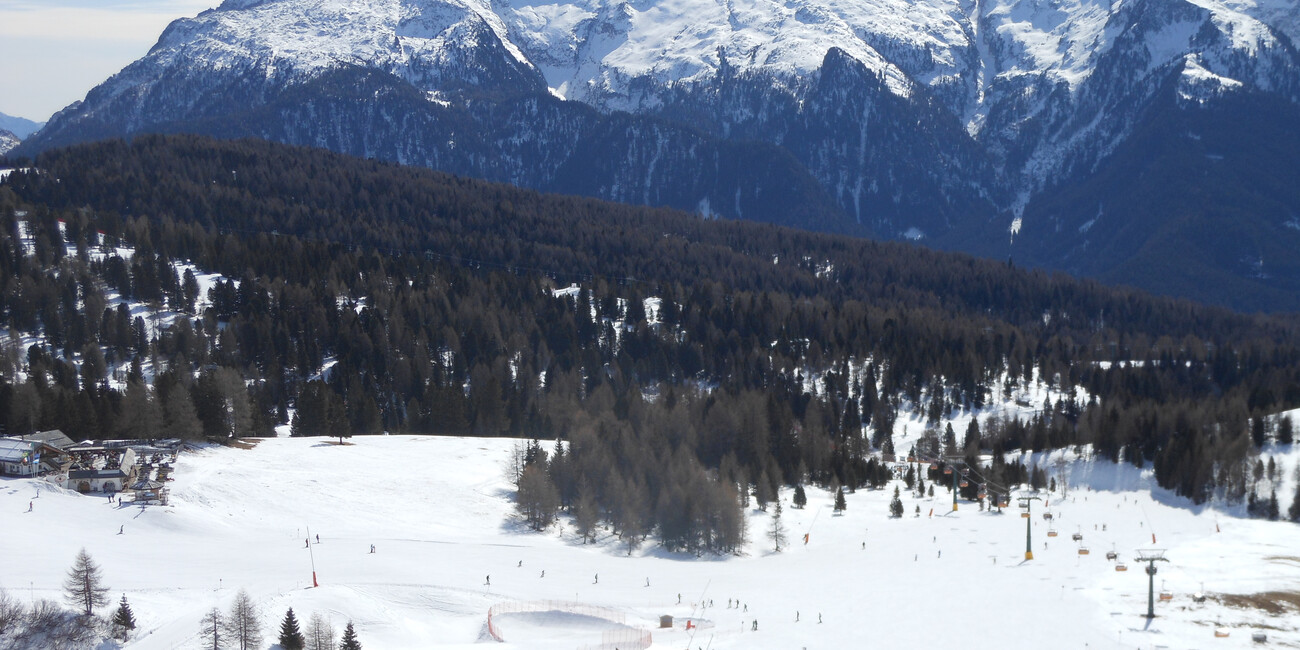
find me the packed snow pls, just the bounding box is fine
[3,430,1297,649]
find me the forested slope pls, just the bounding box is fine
[2,136,1299,549]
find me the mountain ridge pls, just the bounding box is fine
[12,0,1300,310]
[0,111,43,141]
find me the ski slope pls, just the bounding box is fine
[2,434,1298,649]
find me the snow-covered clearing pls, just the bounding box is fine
[3,434,1298,649]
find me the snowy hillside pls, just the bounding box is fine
[1,214,230,395]
[3,433,1298,649]
[18,0,1300,311]
[0,130,18,157]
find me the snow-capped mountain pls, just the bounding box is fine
[0,130,19,156]
[15,0,1300,310]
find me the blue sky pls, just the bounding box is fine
[0,0,217,122]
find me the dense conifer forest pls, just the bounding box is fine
[3,136,1299,549]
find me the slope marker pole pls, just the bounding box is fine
[307,525,319,588]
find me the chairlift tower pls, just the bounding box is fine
[1018,493,1042,560]
[1134,550,1169,618]
[943,455,968,512]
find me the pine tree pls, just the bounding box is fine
[1030,464,1046,490]
[792,484,807,509]
[0,588,23,637]
[225,588,262,650]
[833,487,847,513]
[279,607,306,650]
[890,486,904,518]
[516,463,560,531]
[181,268,200,313]
[306,612,336,650]
[63,548,110,616]
[1289,480,1300,522]
[1251,416,1267,448]
[755,471,772,511]
[964,418,981,451]
[573,484,600,544]
[339,621,362,650]
[163,385,204,440]
[769,498,787,552]
[1279,415,1294,445]
[621,513,644,557]
[200,607,223,650]
[111,594,136,640]
[118,379,164,439]
[1267,489,1280,521]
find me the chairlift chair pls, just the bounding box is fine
[1115,563,1128,572]
[1078,547,1090,555]
[1071,532,1083,541]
